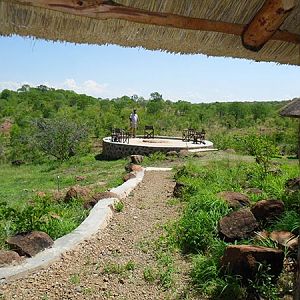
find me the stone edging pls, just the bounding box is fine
[0,169,147,282]
[0,167,173,282]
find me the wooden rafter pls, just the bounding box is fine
[13,0,300,47]
[242,0,296,51]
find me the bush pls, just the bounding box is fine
[33,118,90,161]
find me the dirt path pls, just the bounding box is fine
[0,171,194,300]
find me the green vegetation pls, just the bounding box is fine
[170,157,299,299]
[114,200,125,212]
[0,86,298,164]
[103,260,135,275]
[0,154,126,249]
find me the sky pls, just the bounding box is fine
[1,35,300,103]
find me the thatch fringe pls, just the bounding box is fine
[1,0,300,65]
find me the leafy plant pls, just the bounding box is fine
[114,201,124,212]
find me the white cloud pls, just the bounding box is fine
[0,81,29,91]
[0,79,109,98]
[61,79,108,97]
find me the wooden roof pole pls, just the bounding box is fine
[242,0,296,51]
[12,0,300,45]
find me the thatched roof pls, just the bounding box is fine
[280,98,300,118]
[1,0,300,65]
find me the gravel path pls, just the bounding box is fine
[0,171,194,300]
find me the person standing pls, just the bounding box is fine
[129,109,138,138]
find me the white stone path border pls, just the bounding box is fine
[0,167,172,282]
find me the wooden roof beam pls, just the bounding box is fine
[13,0,300,46]
[242,0,296,52]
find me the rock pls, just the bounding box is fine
[269,231,298,251]
[251,199,284,222]
[84,191,119,209]
[75,175,86,181]
[65,186,91,202]
[123,173,136,182]
[36,191,46,197]
[217,191,251,209]
[218,209,259,242]
[221,245,284,279]
[6,231,54,257]
[93,192,119,201]
[130,155,144,164]
[173,182,186,198]
[166,151,179,157]
[0,250,22,266]
[178,150,190,157]
[254,230,270,241]
[285,177,300,193]
[125,163,143,173]
[224,148,236,153]
[245,188,263,195]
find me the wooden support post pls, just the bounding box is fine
[242,0,296,51]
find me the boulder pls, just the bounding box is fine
[217,191,251,209]
[251,199,284,222]
[245,188,263,195]
[285,177,300,193]
[221,245,284,279]
[123,173,136,182]
[84,191,119,209]
[6,231,54,257]
[65,186,91,202]
[270,231,298,251]
[178,150,190,157]
[218,209,259,242]
[125,163,143,173]
[0,250,22,266]
[173,182,186,198]
[224,148,236,154]
[166,151,179,157]
[75,175,86,182]
[130,155,144,164]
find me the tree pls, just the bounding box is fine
[33,118,89,160]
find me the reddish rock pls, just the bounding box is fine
[218,209,259,242]
[130,155,144,164]
[0,119,13,134]
[75,175,86,181]
[84,191,119,209]
[166,151,179,157]
[178,150,190,157]
[217,191,251,209]
[251,199,284,222]
[93,191,119,201]
[6,231,54,257]
[270,231,298,251]
[65,186,91,202]
[125,163,143,173]
[221,245,284,279]
[254,230,270,241]
[0,250,22,266]
[123,173,136,182]
[285,177,300,193]
[36,191,46,197]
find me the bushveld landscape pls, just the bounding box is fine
[0,85,300,299]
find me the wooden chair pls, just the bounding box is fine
[144,125,154,138]
[193,130,206,144]
[182,128,196,142]
[111,128,122,142]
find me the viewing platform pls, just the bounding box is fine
[102,136,214,159]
